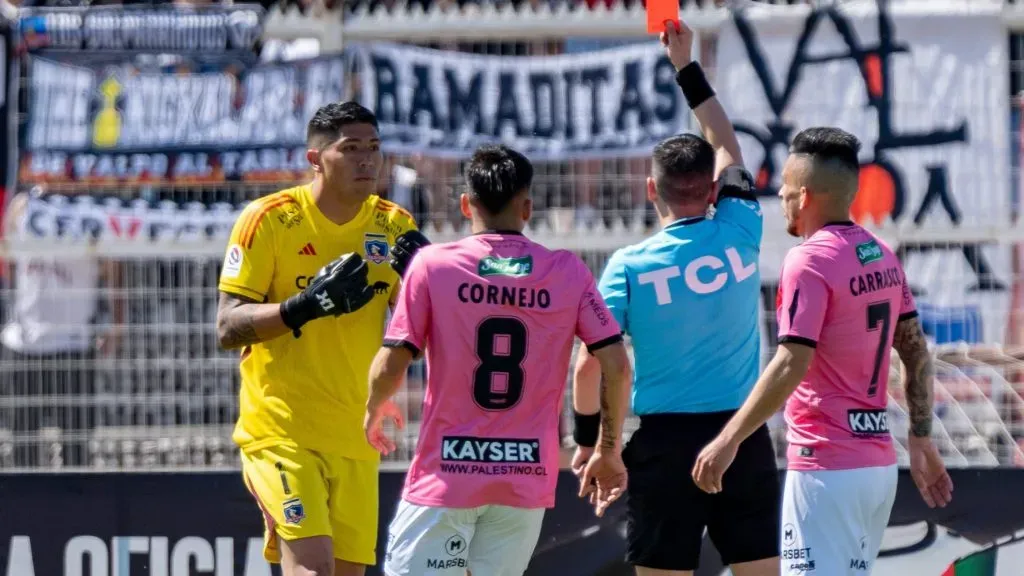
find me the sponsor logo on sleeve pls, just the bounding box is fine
[855,240,884,266]
[848,409,889,436]
[222,244,243,278]
[583,291,610,326]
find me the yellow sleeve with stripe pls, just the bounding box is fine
[374,199,419,304]
[219,201,276,302]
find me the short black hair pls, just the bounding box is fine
[790,127,861,173]
[465,144,534,215]
[651,134,716,204]
[307,101,378,146]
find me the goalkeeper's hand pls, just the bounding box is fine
[279,253,375,337]
[389,230,431,278]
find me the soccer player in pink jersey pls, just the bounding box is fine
[363,144,633,576]
[691,127,953,576]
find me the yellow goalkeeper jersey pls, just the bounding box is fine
[218,183,417,460]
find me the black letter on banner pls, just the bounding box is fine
[529,73,556,138]
[615,60,651,132]
[563,70,579,141]
[371,55,401,124]
[445,69,483,133]
[652,57,679,123]
[913,166,961,226]
[410,65,442,130]
[580,67,610,138]
[493,73,525,137]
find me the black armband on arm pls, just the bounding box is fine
[716,165,757,203]
[675,62,716,110]
[573,411,601,448]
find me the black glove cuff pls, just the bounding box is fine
[279,296,312,338]
[573,411,601,448]
[675,62,716,110]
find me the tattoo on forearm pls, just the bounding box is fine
[221,311,260,349]
[217,294,262,349]
[893,318,934,437]
[598,370,618,450]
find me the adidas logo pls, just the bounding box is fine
[298,243,317,256]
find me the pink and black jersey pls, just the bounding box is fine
[776,222,917,471]
[385,231,623,509]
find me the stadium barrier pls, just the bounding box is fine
[0,468,1022,576]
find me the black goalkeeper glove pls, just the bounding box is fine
[279,253,375,337]
[389,230,432,278]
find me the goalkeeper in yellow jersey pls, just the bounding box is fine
[216,102,423,576]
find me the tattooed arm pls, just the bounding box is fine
[892,316,935,437]
[893,315,953,508]
[215,292,293,350]
[590,342,632,452]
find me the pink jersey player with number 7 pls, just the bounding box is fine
[691,127,954,576]
[363,144,632,576]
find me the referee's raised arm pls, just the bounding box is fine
[575,17,777,575]
[663,20,745,178]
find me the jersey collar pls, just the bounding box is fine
[665,216,706,229]
[474,229,525,236]
[823,220,855,227]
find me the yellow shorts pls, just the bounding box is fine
[240,444,379,565]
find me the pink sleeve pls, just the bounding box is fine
[777,249,830,348]
[575,259,624,352]
[384,251,431,357]
[898,267,918,321]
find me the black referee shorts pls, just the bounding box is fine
[624,411,781,571]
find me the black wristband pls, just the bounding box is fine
[279,296,312,338]
[675,62,716,110]
[573,411,601,448]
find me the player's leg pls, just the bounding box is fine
[858,464,899,572]
[383,500,477,576]
[780,468,864,576]
[706,424,780,576]
[281,537,335,576]
[464,505,545,576]
[333,559,365,576]
[625,423,708,576]
[240,445,334,575]
[328,456,380,575]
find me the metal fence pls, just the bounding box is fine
[1,1,1023,471]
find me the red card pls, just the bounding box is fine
[646,0,679,34]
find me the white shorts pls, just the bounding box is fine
[384,499,545,576]
[781,465,898,576]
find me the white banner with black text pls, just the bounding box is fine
[350,41,694,160]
